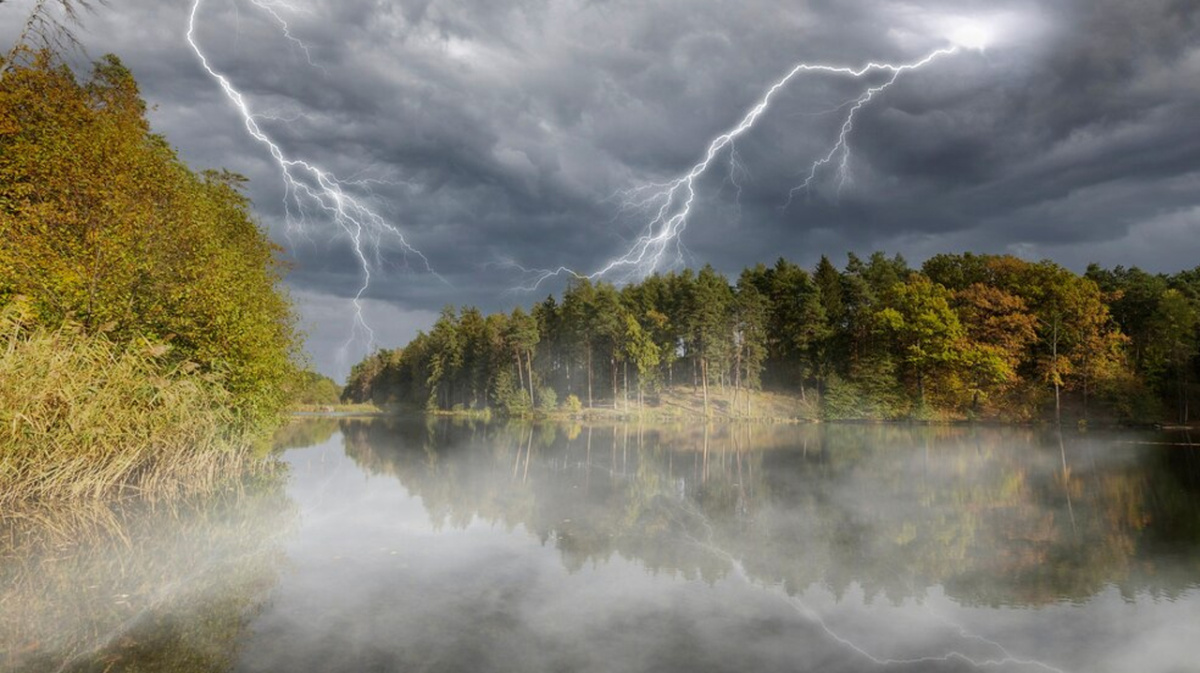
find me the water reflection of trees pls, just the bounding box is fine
[0,471,296,673]
[272,417,340,451]
[341,419,1200,607]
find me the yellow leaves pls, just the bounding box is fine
[1,53,301,426]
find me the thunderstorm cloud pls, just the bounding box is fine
[2,0,1198,377]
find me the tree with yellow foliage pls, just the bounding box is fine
[0,51,300,426]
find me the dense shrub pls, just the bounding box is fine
[0,51,300,425]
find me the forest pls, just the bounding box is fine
[343,253,1200,423]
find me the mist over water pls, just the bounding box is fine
[6,420,1200,672]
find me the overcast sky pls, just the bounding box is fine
[3,0,1198,379]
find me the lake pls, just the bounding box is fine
[5,419,1200,672]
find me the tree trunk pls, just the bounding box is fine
[1052,320,1061,425]
[917,367,925,408]
[526,350,536,407]
[514,351,525,399]
[586,341,593,408]
[701,357,710,417]
[611,356,618,409]
[623,360,629,412]
[733,343,742,416]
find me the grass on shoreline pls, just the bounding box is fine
[290,402,385,415]
[0,312,264,506]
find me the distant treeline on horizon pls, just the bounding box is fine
[343,251,1200,423]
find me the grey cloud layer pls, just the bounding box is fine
[2,0,1198,375]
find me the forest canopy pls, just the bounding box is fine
[344,252,1200,423]
[0,50,301,425]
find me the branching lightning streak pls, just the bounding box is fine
[516,46,958,291]
[664,497,1067,673]
[186,0,439,357]
[244,0,323,70]
[784,65,908,207]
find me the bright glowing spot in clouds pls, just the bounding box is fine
[948,20,994,51]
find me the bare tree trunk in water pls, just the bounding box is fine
[1059,430,1076,533]
[523,426,533,483]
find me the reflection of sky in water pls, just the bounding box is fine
[228,427,1200,673]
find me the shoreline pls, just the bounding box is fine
[288,406,1200,431]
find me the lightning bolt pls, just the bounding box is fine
[667,499,1068,673]
[785,64,914,207]
[186,0,439,362]
[516,45,959,290]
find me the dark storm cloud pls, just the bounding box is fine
[3,0,1198,377]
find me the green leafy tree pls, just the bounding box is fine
[506,306,540,407]
[1146,289,1198,422]
[620,313,660,409]
[425,307,462,409]
[690,265,733,416]
[733,271,769,413]
[875,276,965,410]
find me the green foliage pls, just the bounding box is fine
[537,385,558,412]
[820,374,903,420]
[491,367,531,416]
[564,394,583,414]
[0,52,300,426]
[342,348,401,405]
[288,370,341,406]
[345,249,1200,424]
[874,275,965,407]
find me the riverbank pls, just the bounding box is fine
[312,385,1196,428]
[291,403,389,417]
[0,316,271,507]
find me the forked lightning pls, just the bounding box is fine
[186,0,436,360]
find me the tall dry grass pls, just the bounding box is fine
[0,303,262,505]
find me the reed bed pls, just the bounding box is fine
[0,307,261,506]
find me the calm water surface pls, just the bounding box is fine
[5,420,1200,672]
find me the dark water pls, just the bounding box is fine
[6,420,1200,673]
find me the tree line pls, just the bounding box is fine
[344,252,1200,423]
